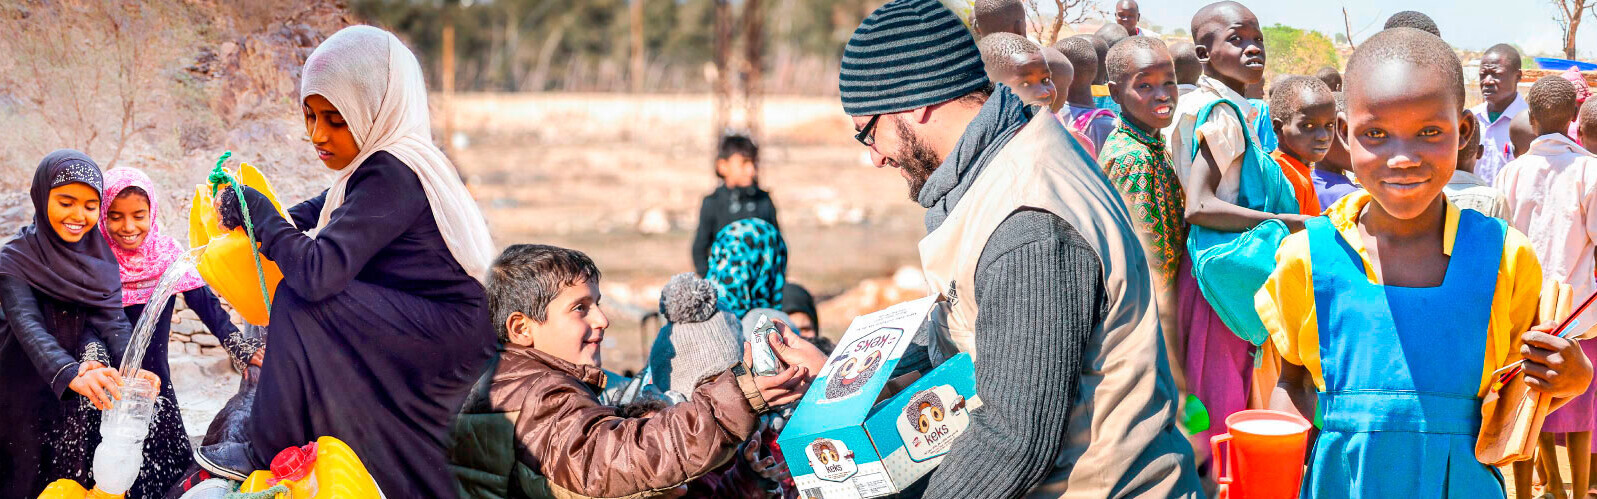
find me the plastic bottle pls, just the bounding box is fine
[91,378,157,496]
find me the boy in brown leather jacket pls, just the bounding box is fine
[476,244,823,498]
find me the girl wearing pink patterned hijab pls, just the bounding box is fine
[97,166,265,497]
[100,167,206,304]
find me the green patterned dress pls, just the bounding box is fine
[1098,120,1187,289]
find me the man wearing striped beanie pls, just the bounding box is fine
[838,0,1202,497]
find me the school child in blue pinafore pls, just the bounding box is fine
[1255,28,1595,498]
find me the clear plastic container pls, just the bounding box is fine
[92,377,158,495]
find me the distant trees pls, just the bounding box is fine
[0,1,190,169]
[1551,0,1595,60]
[352,0,880,94]
[1262,24,1341,77]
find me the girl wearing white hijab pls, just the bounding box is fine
[196,26,497,497]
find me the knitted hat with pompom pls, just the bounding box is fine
[647,273,745,396]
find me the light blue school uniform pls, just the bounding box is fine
[1301,211,1506,498]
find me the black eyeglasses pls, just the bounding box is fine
[855,114,881,146]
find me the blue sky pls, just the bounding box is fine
[1112,0,1590,56]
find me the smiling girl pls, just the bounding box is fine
[97,167,265,497]
[0,150,160,497]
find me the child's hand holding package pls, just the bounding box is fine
[1521,322,1595,399]
[744,320,827,406]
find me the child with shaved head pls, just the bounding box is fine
[1090,26,1126,114]
[1098,35,1188,389]
[1164,2,1307,477]
[978,33,1057,109]
[1442,109,1509,219]
[1269,75,1337,216]
[1314,92,1360,209]
[1258,27,1592,497]
[1314,66,1342,92]
[1494,75,1597,499]
[1058,35,1117,152]
[1040,46,1100,157]
[1169,41,1202,93]
[972,0,1026,37]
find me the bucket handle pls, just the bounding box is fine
[1210,433,1233,486]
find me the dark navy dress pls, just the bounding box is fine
[238,152,495,497]
[119,286,257,498]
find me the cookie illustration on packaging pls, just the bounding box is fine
[819,327,903,403]
[896,385,971,462]
[805,438,858,482]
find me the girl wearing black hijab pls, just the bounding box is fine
[0,149,160,496]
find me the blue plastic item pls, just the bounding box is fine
[1535,57,1597,72]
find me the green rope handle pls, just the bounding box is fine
[224,483,288,499]
[209,151,272,316]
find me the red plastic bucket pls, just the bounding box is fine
[1211,409,1312,499]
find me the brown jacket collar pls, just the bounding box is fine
[498,345,606,387]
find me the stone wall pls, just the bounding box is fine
[166,292,245,367]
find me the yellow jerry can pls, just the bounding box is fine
[238,436,383,498]
[190,163,286,326]
[36,479,123,499]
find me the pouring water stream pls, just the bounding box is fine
[91,244,208,495]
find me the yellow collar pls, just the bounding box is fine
[1324,191,1461,284]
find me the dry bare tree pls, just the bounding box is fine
[1555,0,1596,59]
[0,1,182,169]
[1024,0,1097,46]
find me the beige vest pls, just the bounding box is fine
[919,114,1195,497]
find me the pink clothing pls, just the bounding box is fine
[1563,69,1589,146]
[1496,133,1597,332]
[1054,110,1098,158]
[1177,258,1253,471]
[98,167,205,305]
[1546,339,1597,433]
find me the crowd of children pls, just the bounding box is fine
[966,1,1597,497]
[14,1,1597,498]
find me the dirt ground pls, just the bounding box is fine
[441,92,928,372]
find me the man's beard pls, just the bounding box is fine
[895,118,942,201]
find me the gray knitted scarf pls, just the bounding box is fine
[916,86,1033,233]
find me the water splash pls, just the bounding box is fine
[90,244,206,495]
[119,245,207,379]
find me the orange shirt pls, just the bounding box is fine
[1272,150,1322,216]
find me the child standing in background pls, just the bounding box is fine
[970,0,1026,37]
[1042,45,1100,158]
[1163,1,1309,479]
[1098,36,1188,390]
[1059,35,1117,153]
[1169,41,1202,95]
[1268,76,1336,216]
[1259,28,1593,498]
[1092,23,1129,115]
[977,33,1058,110]
[1444,112,1510,218]
[692,135,778,277]
[1494,75,1597,499]
[1313,93,1361,209]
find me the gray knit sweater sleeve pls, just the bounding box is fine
[922,209,1102,499]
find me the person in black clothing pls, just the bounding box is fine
[692,134,779,276]
[0,150,161,497]
[195,26,497,498]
